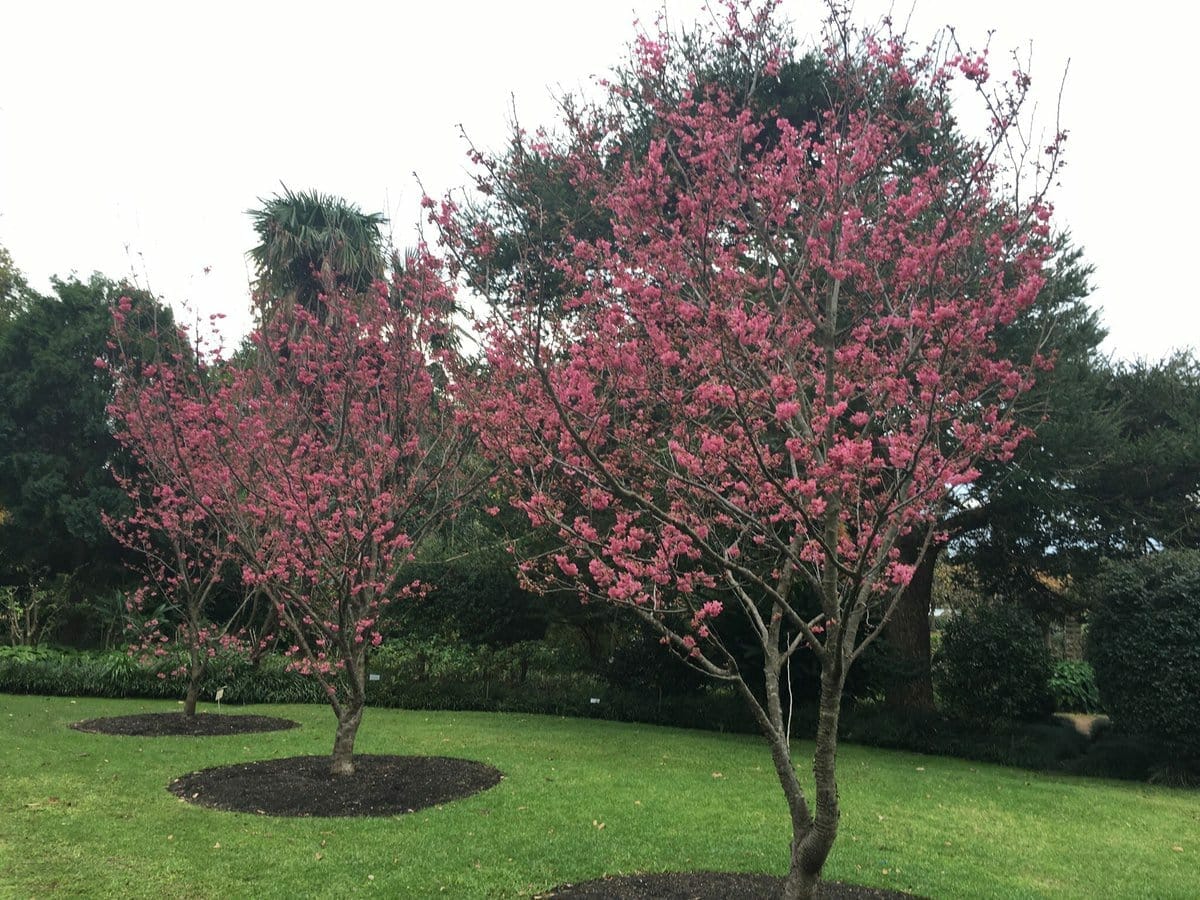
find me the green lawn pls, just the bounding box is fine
[1,695,1196,898]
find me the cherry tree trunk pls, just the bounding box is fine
[759,657,847,900]
[183,649,205,718]
[330,702,364,776]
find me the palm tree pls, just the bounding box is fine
[247,187,387,322]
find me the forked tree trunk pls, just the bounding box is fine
[771,738,818,900]
[779,663,847,900]
[753,634,848,899]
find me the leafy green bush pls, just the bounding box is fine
[1049,660,1102,713]
[934,602,1054,725]
[1086,550,1200,756]
[0,645,326,706]
[382,551,547,647]
[4,642,1194,781]
[0,646,174,699]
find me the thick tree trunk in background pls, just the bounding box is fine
[883,543,939,714]
[1064,614,1083,661]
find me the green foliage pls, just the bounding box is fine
[934,602,1054,724]
[384,550,548,647]
[951,241,1112,615]
[965,351,1200,617]
[0,274,170,597]
[0,639,755,732]
[0,245,32,330]
[5,640,1192,782]
[362,637,756,731]
[1086,550,1200,755]
[0,645,326,706]
[840,703,1197,783]
[1049,660,1102,713]
[1087,356,1200,552]
[1,578,66,646]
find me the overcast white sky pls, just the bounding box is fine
[1,1,1195,360]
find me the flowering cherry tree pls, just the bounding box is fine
[103,300,253,718]
[105,465,251,718]
[109,253,477,774]
[444,2,1061,895]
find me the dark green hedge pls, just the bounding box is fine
[934,602,1054,725]
[1087,550,1200,756]
[4,640,1194,784]
[0,646,328,706]
[0,641,756,733]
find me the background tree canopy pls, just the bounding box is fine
[0,272,170,590]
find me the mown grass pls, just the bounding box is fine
[1,694,1196,898]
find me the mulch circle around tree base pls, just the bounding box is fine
[168,754,503,817]
[536,872,923,899]
[70,712,299,737]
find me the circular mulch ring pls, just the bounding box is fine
[168,754,503,817]
[536,872,923,899]
[70,712,299,737]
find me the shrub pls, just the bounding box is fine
[1086,550,1200,756]
[1049,660,1102,713]
[383,551,548,647]
[934,602,1054,725]
[841,704,1089,770]
[0,645,326,706]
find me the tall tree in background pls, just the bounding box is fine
[247,187,387,322]
[0,245,32,330]
[882,241,1105,709]
[1081,354,1199,550]
[444,2,1062,894]
[0,274,165,593]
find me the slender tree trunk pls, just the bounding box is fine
[183,647,205,718]
[330,702,363,776]
[883,543,938,713]
[249,604,279,667]
[750,676,818,900]
[1064,614,1083,661]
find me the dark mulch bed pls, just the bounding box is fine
[168,753,503,817]
[536,872,922,899]
[70,712,299,737]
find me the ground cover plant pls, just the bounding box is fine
[444,2,1064,894]
[2,694,1198,898]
